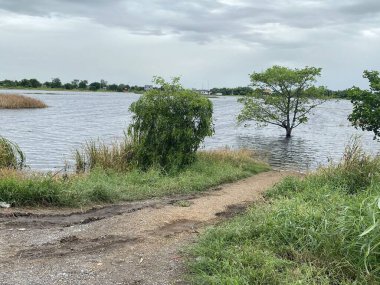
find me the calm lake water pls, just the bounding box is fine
[1,89,379,172]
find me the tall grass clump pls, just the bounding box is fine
[188,141,380,284]
[0,137,25,169]
[0,172,69,206]
[317,136,380,194]
[75,135,134,173]
[0,94,47,109]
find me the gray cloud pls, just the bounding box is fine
[1,0,379,43]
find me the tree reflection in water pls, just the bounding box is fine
[237,135,318,171]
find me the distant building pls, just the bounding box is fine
[144,85,153,91]
[196,89,211,95]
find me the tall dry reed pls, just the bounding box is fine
[0,94,47,109]
[75,136,134,173]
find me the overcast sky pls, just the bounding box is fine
[0,0,379,89]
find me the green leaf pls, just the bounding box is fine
[359,222,378,237]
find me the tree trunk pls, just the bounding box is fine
[286,127,292,138]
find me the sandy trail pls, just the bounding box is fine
[0,170,295,285]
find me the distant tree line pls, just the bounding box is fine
[321,89,350,99]
[0,78,352,98]
[210,86,351,98]
[210,87,253,96]
[0,78,146,93]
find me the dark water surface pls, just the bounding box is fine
[1,90,379,171]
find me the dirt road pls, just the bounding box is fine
[0,170,295,285]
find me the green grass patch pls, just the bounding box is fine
[0,150,269,207]
[187,143,380,284]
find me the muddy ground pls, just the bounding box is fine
[0,171,296,285]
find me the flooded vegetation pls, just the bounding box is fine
[0,89,378,171]
[0,93,47,109]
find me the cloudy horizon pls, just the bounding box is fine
[0,0,379,89]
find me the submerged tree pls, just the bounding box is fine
[348,70,380,140]
[238,66,324,137]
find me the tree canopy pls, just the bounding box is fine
[238,65,323,137]
[348,70,380,140]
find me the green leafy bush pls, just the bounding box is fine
[128,77,214,171]
[348,70,380,140]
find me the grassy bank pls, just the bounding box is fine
[188,144,380,284]
[0,150,269,207]
[0,94,47,109]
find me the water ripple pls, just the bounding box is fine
[1,89,379,171]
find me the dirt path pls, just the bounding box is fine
[0,170,296,285]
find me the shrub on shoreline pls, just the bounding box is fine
[74,77,214,174]
[129,77,214,171]
[0,94,47,109]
